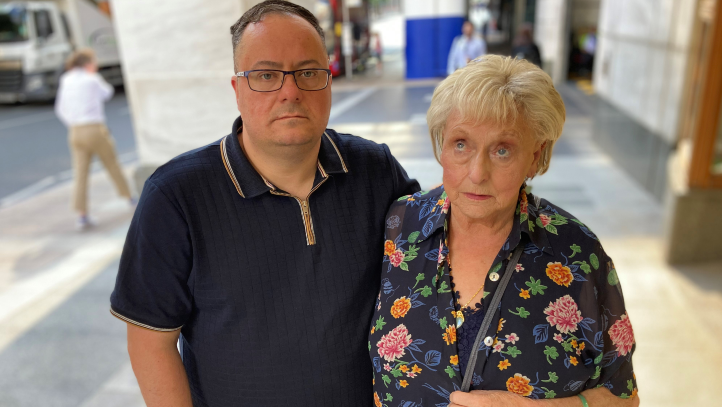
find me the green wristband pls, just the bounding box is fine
[577,394,590,407]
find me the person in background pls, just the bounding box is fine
[447,20,487,75]
[512,23,542,67]
[54,49,134,230]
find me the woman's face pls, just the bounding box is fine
[440,112,545,225]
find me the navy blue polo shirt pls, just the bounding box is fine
[110,116,420,406]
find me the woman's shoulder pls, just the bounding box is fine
[529,192,604,252]
[384,185,448,240]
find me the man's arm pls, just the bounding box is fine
[127,323,193,407]
[449,387,640,407]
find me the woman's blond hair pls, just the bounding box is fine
[427,54,565,176]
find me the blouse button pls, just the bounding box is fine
[484,336,494,347]
[489,272,499,282]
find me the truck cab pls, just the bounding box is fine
[0,0,121,103]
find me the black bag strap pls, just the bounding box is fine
[460,244,525,392]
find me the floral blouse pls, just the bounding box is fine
[369,186,637,406]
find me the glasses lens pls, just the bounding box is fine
[295,69,329,91]
[248,70,284,91]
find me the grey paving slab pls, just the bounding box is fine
[0,260,131,407]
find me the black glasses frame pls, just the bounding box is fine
[235,69,332,92]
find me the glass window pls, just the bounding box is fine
[0,5,28,43]
[34,9,53,39]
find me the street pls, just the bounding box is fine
[0,80,721,407]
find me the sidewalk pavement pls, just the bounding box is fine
[0,81,720,406]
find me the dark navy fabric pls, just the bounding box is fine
[110,116,420,406]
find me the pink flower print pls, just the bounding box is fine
[389,250,405,267]
[504,333,519,344]
[441,198,450,214]
[406,372,417,378]
[377,324,413,362]
[492,340,505,353]
[544,295,584,334]
[608,314,635,356]
[515,264,524,272]
[383,363,392,371]
[554,333,564,343]
[576,348,582,355]
[539,214,552,227]
[437,240,445,265]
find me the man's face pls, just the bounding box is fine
[462,22,474,37]
[231,14,332,149]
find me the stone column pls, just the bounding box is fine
[110,0,316,189]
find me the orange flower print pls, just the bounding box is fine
[450,355,459,365]
[569,356,579,366]
[546,262,574,287]
[374,392,382,407]
[631,389,638,399]
[579,342,585,351]
[520,289,531,299]
[399,380,409,388]
[443,325,457,345]
[571,339,578,348]
[371,327,375,334]
[506,373,534,397]
[498,360,511,370]
[390,297,412,318]
[497,318,506,333]
[384,240,396,256]
[399,364,409,373]
[412,365,422,374]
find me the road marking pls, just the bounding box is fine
[329,87,377,121]
[0,234,125,352]
[0,151,137,209]
[0,111,58,133]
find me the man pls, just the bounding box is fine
[55,49,134,230]
[110,2,418,406]
[111,2,637,406]
[447,20,487,75]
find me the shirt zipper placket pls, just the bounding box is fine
[269,178,328,246]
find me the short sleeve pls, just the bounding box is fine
[382,144,421,201]
[586,243,638,399]
[110,180,193,331]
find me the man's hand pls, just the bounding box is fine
[448,386,640,407]
[127,323,193,407]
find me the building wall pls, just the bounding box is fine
[110,0,316,183]
[593,0,697,143]
[534,0,569,83]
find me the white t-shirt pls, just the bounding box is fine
[54,68,114,127]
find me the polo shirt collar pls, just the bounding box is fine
[220,116,348,198]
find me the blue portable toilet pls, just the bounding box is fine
[404,0,466,79]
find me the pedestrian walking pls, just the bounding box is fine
[447,20,487,75]
[54,49,134,230]
[512,23,543,67]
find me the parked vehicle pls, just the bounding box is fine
[0,0,121,103]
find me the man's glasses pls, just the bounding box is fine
[236,69,332,92]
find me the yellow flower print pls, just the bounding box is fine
[450,355,459,365]
[546,262,574,287]
[443,325,457,345]
[570,356,579,366]
[399,365,409,373]
[384,240,396,256]
[371,327,375,334]
[399,380,409,388]
[506,373,534,397]
[390,297,412,318]
[498,360,511,370]
[412,365,422,374]
[571,339,578,348]
[374,392,382,407]
[497,318,506,333]
[520,289,531,299]
[579,342,585,351]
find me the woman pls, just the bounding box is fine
[368,56,638,406]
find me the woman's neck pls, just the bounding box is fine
[448,204,516,245]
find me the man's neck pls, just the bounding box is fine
[238,132,321,199]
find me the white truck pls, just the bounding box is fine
[0,0,121,103]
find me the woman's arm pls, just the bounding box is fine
[449,387,639,407]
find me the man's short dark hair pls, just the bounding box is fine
[230,0,326,70]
